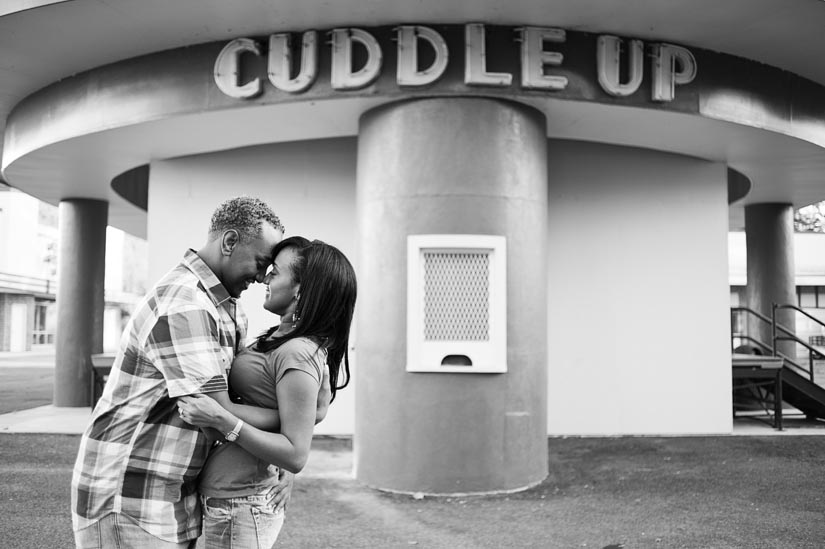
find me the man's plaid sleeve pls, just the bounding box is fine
[145,305,229,397]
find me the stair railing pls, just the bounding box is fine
[730,306,774,355]
[773,303,825,383]
[731,304,824,383]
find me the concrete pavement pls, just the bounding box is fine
[0,405,92,434]
[0,349,57,367]
[3,401,825,437]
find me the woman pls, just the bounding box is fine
[177,236,357,548]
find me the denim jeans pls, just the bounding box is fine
[202,487,285,549]
[74,512,197,548]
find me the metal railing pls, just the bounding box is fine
[731,304,825,383]
[773,303,825,383]
[31,331,54,345]
[731,306,774,355]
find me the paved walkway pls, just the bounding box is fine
[0,405,91,434]
[0,349,57,367]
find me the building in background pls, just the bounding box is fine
[4,1,825,495]
[729,231,825,349]
[0,184,146,353]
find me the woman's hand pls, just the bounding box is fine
[177,393,233,430]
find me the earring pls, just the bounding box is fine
[291,293,301,324]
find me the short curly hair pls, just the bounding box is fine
[208,196,283,242]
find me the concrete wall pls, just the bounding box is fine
[147,137,358,434]
[545,141,732,435]
[147,137,734,436]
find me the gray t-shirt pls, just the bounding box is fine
[197,336,325,498]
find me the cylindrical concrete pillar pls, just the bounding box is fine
[355,98,548,494]
[54,199,108,406]
[744,203,796,357]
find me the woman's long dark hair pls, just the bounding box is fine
[254,236,357,401]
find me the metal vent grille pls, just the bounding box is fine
[423,251,490,341]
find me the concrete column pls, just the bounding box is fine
[54,199,107,406]
[355,98,548,494]
[744,203,796,357]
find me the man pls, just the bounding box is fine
[72,196,299,548]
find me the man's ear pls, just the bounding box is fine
[220,229,240,256]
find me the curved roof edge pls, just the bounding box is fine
[5,26,825,235]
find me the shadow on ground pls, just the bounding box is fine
[2,435,824,548]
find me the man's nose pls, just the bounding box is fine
[255,270,268,283]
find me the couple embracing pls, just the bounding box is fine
[71,196,357,548]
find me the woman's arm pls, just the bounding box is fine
[179,369,319,473]
[197,365,330,431]
[314,366,331,424]
[202,390,281,431]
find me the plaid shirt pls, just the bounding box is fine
[71,249,247,543]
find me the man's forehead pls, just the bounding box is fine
[258,222,283,244]
[262,226,284,260]
[242,224,281,258]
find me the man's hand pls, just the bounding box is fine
[272,469,294,512]
[178,394,232,430]
[315,367,331,424]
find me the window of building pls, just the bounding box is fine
[32,300,55,345]
[797,286,825,309]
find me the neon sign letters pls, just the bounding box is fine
[214,24,696,103]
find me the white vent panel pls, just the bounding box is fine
[407,234,507,373]
[423,251,490,341]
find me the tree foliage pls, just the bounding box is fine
[795,202,825,233]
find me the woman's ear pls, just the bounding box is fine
[220,229,240,256]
